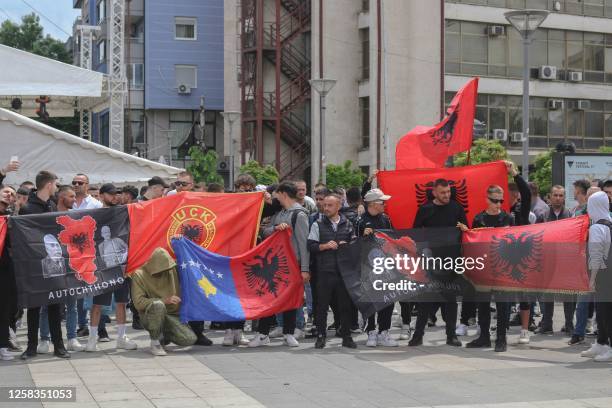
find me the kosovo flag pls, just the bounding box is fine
[172,229,303,323]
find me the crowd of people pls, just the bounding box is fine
[0,158,611,364]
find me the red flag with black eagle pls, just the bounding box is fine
[377,161,509,229]
[462,216,590,293]
[395,77,478,169]
[127,191,264,273]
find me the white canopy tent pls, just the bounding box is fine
[0,108,183,186]
[0,44,107,116]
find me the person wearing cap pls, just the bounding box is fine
[99,184,118,207]
[355,189,399,347]
[121,185,139,205]
[142,177,169,201]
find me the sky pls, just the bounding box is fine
[0,0,80,41]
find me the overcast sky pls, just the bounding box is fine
[0,0,80,41]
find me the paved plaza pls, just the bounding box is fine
[1,307,611,408]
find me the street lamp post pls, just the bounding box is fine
[504,10,549,181]
[310,78,337,185]
[221,111,241,189]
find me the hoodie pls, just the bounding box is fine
[131,248,181,315]
[587,191,611,272]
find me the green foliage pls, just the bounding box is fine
[599,146,612,153]
[326,160,366,190]
[187,146,224,184]
[453,139,509,166]
[239,160,279,185]
[531,150,553,197]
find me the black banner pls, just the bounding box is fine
[10,207,130,308]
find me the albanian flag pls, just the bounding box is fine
[462,216,590,294]
[377,161,509,229]
[0,216,6,256]
[10,207,130,308]
[396,77,478,169]
[127,191,263,273]
[172,230,303,322]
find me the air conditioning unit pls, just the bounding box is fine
[487,25,505,36]
[576,100,591,110]
[568,71,583,82]
[511,132,524,143]
[492,129,507,141]
[177,84,191,94]
[539,65,557,80]
[217,157,230,172]
[548,99,563,110]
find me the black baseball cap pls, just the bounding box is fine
[99,183,118,195]
[148,176,169,188]
[121,185,139,200]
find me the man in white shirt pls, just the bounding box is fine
[71,174,102,210]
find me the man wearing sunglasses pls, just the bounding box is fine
[71,174,102,210]
[166,172,195,196]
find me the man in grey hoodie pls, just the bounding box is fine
[249,181,310,348]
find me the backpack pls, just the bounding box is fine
[473,210,513,228]
[290,207,308,231]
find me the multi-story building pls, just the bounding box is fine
[226,0,612,184]
[73,0,225,171]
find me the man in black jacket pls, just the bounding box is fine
[0,184,17,360]
[308,193,357,349]
[409,178,467,347]
[20,170,70,360]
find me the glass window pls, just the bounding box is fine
[526,0,548,9]
[585,45,605,71]
[548,30,565,41]
[566,41,584,70]
[507,0,526,8]
[360,97,370,148]
[584,0,605,16]
[489,95,506,107]
[128,110,145,144]
[567,110,584,137]
[175,65,197,89]
[446,33,460,62]
[530,109,548,136]
[509,109,522,133]
[169,110,195,159]
[586,111,604,137]
[97,40,105,64]
[462,35,487,63]
[508,30,524,68]
[529,39,548,68]
[446,20,460,33]
[361,28,370,79]
[175,17,197,40]
[461,22,486,35]
[489,108,506,130]
[548,110,564,137]
[96,0,105,24]
[605,113,612,138]
[548,41,565,67]
[566,0,584,14]
[127,63,144,90]
[488,36,506,66]
[605,47,612,72]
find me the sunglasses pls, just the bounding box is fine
[175,181,191,187]
[72,181,85,186]
[488,197,504,204]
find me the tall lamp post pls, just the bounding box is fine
[221,111,241,189]
[504,9,549,180]
[310,78,337,184]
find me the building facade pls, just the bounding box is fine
[73,0,226,173]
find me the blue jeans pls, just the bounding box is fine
[305,283,313,316]
[276,308,305,331]
[574,294,593,337]
[40,297,78,340]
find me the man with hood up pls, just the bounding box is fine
[131,248,197,356]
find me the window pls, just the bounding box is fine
[96,0,105,24]
[362,0,370,12]
[97,40,106,64]
[128,110,145,144]
[175,17,197,40]
[360,97,370,148]
[169,111,195,159]
[127,63,144,90]
[361,28,369,80]
[175,65,197,89]
[99,112,109,147]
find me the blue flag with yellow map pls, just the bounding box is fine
[172,230,303,322]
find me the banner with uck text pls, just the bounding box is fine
[378,161,510,229]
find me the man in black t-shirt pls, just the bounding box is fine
[409,179,467,347]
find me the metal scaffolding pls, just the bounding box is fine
[76,25,100,140]
[109,0,126,151]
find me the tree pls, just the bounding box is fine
[326,160,366,190]
[599,146,612,153]
[187,146,224,184]
[531,150,553,197]
[453,139,509,166]
[239,161,279,185]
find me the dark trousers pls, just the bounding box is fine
[477,301,510,337]
[540,301,576,329]
[365,304,394,333]
[400,302,415,325]
[414,300,458,338]
[259,310,296,336]
[596,302,612,346]
[188,321,205,337]
[316,272,352,338]
[26,304,63,349]
[0,295,11,348]
[460,302,477,325]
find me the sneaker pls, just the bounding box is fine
[67,338,85,352]
[408,334,423,347]
[294,328,305,340]
[269,326,283,338]
[446,336,462,347]
[37,340,50,354]
[593,348,612,362]
[7,339,21,352]
[150,343,167,356]
[85,337,99,352]
[53,345,71,359]
[223,329,235,346]
[284,334,299,347]
[76,327,89,338]
[0,348,14,361]
[366,331,378,347]
[194,335,213,346]
[20,347,37,360]
[342,337,357,349]
[518,329,530,344]
[568,335,585,346]
[528,321,538,332]
[116,336,137,350]
[314,336,326,349]
[466,336,491,348]
[494,337,507,352]
[233,330,249,346]
[456,324,468,336]
[377,331,398,347]
[248,334,270,348]
[581,343,609,358]
[351,325,361,334]
[467,317,477,326]
[98,328,111,342]
[399,324,411,340]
